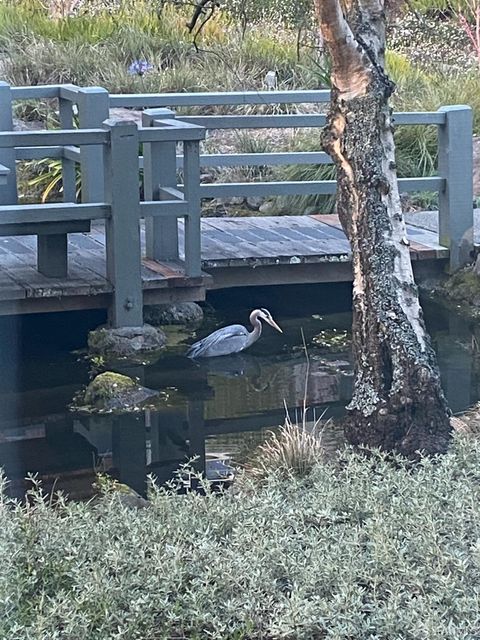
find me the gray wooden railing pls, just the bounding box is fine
[111,89,473,269]
[0,83,474,326]
[0,82,204,327]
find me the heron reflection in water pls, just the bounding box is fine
[187,308,283,358]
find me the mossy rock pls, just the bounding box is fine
[443,269,480,305]
[94,474,148,508]
[436,267,480,317]
[452,404,480,436]
[78,372,158,413]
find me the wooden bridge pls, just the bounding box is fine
[0,83,473,321]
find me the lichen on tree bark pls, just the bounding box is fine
[315,0,451,455]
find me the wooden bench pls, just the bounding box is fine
[0,161,88,278]
[0,220,91,277]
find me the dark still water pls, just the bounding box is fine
[0,283,477,499]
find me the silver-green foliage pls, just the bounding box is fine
[2,435,480,639]
[388,12,474,72]
[223,0,313,28]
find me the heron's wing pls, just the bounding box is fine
[187,324,249,357]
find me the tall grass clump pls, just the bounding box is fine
[2,434,480,639]
[395,71,480,133]
[274,162,337,214]
[246,412,326,480]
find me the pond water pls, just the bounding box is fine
[0,283,477,499]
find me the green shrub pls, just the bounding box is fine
[394,125,438,177]
[395,71,480,134]
[2,434,480,639]
[224,0,314,28]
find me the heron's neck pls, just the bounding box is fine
[247,313,262,347]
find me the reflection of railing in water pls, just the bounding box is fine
[75,398,347,496]
[199,354,353,421]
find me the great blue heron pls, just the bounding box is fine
[187,308,283,358]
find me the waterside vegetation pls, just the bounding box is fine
[1,433,480,639]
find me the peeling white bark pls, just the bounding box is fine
[314,0,369,98]
[380,117,427,352]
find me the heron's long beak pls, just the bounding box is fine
[267,317,283,333]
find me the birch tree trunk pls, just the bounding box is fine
[314,0,452,455]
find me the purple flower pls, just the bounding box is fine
[128,60,154,76]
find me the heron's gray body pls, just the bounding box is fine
[187,324,256,358]
[187,308,282,359]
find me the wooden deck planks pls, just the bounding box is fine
[0,214,448,312]
[311,213,448,261]
[184,215,353,267]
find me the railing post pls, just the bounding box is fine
[37,91,77,278]
[142,108,179,261]
[103,119,143,328]
[0,82,17,205]
[77,87,109,203]
[183,139,202,277]
[59,93,77,203]
[438,105,473,270]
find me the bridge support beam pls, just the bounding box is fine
[103,118,143,328]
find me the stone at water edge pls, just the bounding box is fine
[80,371,158,412]
[259,201,276,214]
[144,302,204,326]
[436,266,480,312]
[88,324,167,359]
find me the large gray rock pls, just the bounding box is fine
[246,196,264,211]
[88,324,166,359]
[144,302,204,326]
[13,118,44,131]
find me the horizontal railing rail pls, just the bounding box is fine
[109,89,332,108]
[0,128,109,147]
[178,111,447,129]
[0,125,204,148]
[11,85,68,100]
[197,177,446,199]
[0,202,110,224]
[178,151,332,168]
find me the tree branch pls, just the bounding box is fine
[186,0,210,31]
